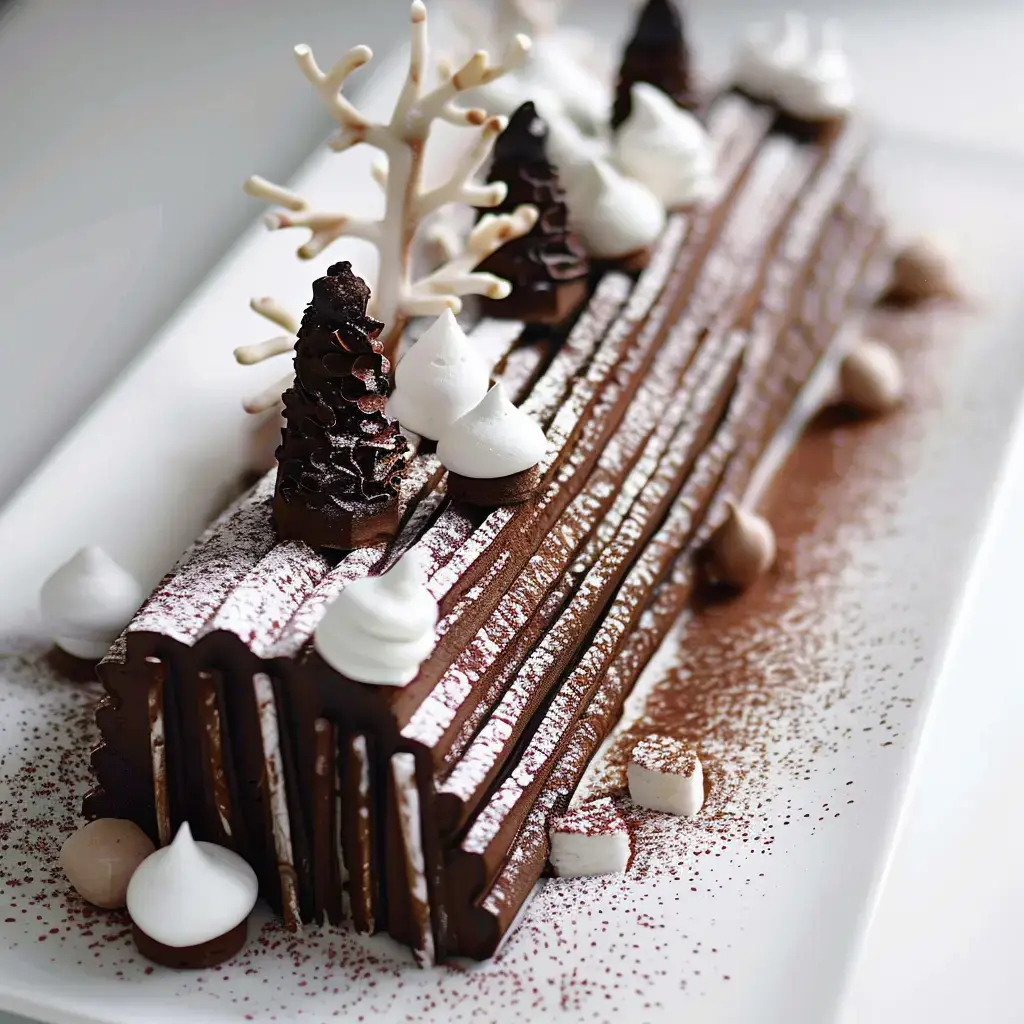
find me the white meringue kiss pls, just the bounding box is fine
[314,549,439,687]
[389,310,490,441]
[472,73,566,126]
[521,36,610,134]
[564,157,666,261]
[732,11,810,101]
[545,113,612,185]
[437,382,547,480]
[40,546,144,660]
[775,21,854,122]
[126,822,258,948]
[732,14,855,122]
[614,83,717,207]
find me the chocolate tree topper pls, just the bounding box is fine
[475,102,589,324]
[612,0,697,128]
[274,262,409,550]
[243,1,539,372]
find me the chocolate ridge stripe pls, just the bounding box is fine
[431,133,854,827]
[443,175,874,948]
[391,110,775,731]
[461,215,887,960]
[404,133,822,765]
[413,102,772,617]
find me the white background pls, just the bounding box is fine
[2,1,1023,1021]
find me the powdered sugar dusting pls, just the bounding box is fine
[551,797,628,839]
[632,736,699,778]
[0,288,1013,1021]
[128,474,277,644]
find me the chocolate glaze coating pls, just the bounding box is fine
[132,920,247,969]
[446,465,541,507]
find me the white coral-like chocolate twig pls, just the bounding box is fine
[243,0,536,371]
[406,204,538,315]
[234,297,299,414]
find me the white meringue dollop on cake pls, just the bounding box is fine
[437,383,547,481]
[314,549,439,687]
[521,36,610,135]
[472,73,566,126]
[775,21,854,122]
[546,113,611,185]
[389,310,490,441]
[732,11,810,102]
[614,83,717,208]
[39,546,144,660]
[732,13,854,122]
[126,822,258,948]
[563,157,666,262]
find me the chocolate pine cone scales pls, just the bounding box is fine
[274,263,408,550]
[476,103,590,325]
[612,0,698,129]
[86,92,892,965]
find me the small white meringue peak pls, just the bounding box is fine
[39,546,144,660]
[125,823,258,948]
[437,382,548,481]
[473,73,566,125]
[522,36,610,135]
[389,310,491,441]
[775,20,855,122]
[614,83,717,208]
[314,548,439,687]
[732,11,810,101]
[564,157,666,261]
[545,112,612,184]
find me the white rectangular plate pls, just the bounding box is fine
[1,104,1023,1024]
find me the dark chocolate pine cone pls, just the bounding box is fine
[476,102,590,326]
[274,262,408,550]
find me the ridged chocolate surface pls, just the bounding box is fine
[86,94,886,962]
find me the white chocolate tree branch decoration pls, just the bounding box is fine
[244,0,538,364]
[234,297,299,414]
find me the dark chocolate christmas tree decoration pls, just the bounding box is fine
[475,102,590,325]
[611,0,698,130]
[274,262,408,550]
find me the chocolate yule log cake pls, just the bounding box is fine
[59,0,952,968]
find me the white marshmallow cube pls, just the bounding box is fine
[627,735,704,817]
[549,797,632,878]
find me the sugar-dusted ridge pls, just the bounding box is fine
[464,200,887,958]
[405,132,822,767]
[391,105,776,733]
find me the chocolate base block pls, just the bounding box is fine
[479,277,589,326]
[446,465,541,507]
[274,490,399,550]
[86,93,890,965]
[132,920,247,969]
[591,246,654,277]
